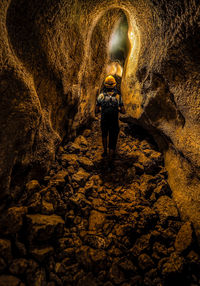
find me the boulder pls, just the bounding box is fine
[64,142,81,153]
[28,268,46,286]
[130,234,151,256]
[26,180,40,193]
[84,235,107,249]
[26,214,64,243]
[30,246,54,262]
[61,154,78,166]
[9,259,29,275]
[109,263,126,285]
[78,157,94,171]
[0,258,6,273]
[83,129,92,137]
[75,135,88,147]
[161,252,185,278]
[50,170,68,188]
[72,168,90,186]
[89,248,107,270]
[0,207,27,235]
[89,210,106,232]
[153,196,179,221]
[0,239,12,263]
[138,253,155,271]
[77,273,97,286]
[152,242,168,260]
[27,193,42,213]
[0,275,21,286]
[174,222,193,254]
[69,192,91,209]
[154,180,172,199]
[118,258,137,274]
[41,200,54,215]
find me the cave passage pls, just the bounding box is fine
[108,13,129,67]
[1,1,200,286]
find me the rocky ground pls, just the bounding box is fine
[0,117,200,286]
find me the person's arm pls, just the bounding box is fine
[95,93,103,115]
[118,94,126,114]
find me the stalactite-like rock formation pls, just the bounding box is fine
[1,0,200,252]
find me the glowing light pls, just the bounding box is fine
[106,62,123,77]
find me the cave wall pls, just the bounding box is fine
[1,0,200,237]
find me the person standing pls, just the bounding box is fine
[95,75,125,158]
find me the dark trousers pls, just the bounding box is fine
[101,116,119,150]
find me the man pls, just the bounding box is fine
[95,75,125,158]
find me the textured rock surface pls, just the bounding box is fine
[0,1,200,235]
[0,119,199,285]
[1,0,200,283]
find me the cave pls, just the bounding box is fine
[0,0,200,285]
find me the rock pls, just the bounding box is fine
[26,180,40,193]
[0,207,27,235]
[109,263,126,285]
[49,272,62,286]
[152,242,168,260]
[134,162,144,174]
[175,222,193,254]
[140,175,156,199]
[27,193,42,213]
[89,210,106,231]
[142,151,163,174]
[161,252,185,278]
[0,275,21,286]
[29,268,46,286]
[76,246,93,270]
[78,157,94,171]
[0,239,12,263]
[69,192,90,209]
[138,207,158,230]
[77,273,97,286]
[89,248,107,270]
[125,167,136,181]
[154,180,172,199]
[129,276,143,285]
[61,154,78,166]
[153,196,179,221]
[82,129,91,137]
[9,259,29,275]
[30,246,54,262]
[138,253,155,271]
[84,235,107,249]
[131,234,151,256]
[0,258,6,273]
[42,187,65,215]
[118,259,137,274]
[50,170,68,188]
[26,214,64,243]
[41,200,54,214]
[47,283,56,286]
[187,250,200,266]
[65,142,82,153]
[75,135,88,147]
[72,168,90,186]
[55,262,66,274]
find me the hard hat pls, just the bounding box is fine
[104,75,116,88]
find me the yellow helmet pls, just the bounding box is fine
[104,75,116,89]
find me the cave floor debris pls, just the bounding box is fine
[0,117,200,286]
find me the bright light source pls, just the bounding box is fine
[108,15,129,64]
[107,62,123,77]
